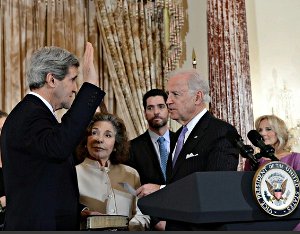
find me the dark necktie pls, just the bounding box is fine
[157,136,168,180]
[173,126,188,167]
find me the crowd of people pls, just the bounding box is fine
[0,42,299,231]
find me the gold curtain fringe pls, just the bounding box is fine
[94,0,184,137]
[163,1,184,74]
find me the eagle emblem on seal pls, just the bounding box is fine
[265,179,287,201]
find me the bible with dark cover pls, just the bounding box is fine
[80,215,129,230]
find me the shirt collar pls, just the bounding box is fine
[186,108,208,132]
[29,91,56,117]
[84,157,111,172]
[148,129,170,143]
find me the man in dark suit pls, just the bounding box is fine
[0,43,105,230]
[127,89,175,230]
[165,69,239,230]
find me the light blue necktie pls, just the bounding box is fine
[173,126,188,167]
[157,137,168,181]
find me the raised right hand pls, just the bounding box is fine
[82,42,99,86]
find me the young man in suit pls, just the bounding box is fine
[127,89,175,230]
[1,43,105,230]
[165,69,239,230]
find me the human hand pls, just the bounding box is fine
[0,196,6,208]
[136,183,160,198]
[83,42,98,86]
[81,209,103,217]
[154,221,166,231]
[0,196,6,212]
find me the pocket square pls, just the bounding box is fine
[186,153,199,159]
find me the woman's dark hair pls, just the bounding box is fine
[0,110,8,155]
[76,112,129,165]
[0,110,8,118]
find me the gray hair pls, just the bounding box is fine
[167,68,211,103]
[26,46,79,90]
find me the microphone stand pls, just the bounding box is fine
[240,145,260,171]
[258,145,279,161]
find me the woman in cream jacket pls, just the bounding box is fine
[76,113,150,230]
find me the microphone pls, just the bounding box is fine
[226,130,259,170]
[247,130,279,161]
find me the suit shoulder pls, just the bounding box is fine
[210,115,236,129]
[6,95,52,123]
[130,131,149,144]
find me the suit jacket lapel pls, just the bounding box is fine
[169,112,212,180]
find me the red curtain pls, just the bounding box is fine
[207,0,254,170]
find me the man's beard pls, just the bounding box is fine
[148,117,168,129]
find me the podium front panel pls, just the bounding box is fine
[138,171,300,224]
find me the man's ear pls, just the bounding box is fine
[45,73,56,87]
[195,90,204,104]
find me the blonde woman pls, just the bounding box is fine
[244,115,300,170]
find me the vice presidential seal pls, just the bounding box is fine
[253,161,300,217]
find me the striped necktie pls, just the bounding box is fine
[157,136,168,181]
[173,126,188,167]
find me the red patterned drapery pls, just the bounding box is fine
[207,0,254,170]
